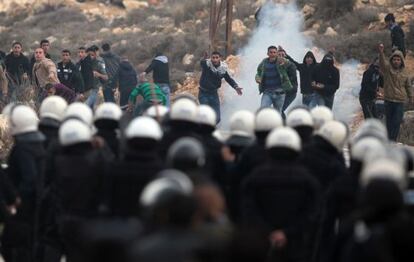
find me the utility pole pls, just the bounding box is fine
[209,0,234,57]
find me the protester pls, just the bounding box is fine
[76,46,94,102]
[359,58,383,119]
[285,50,318,106]
[45,83,76,104]
[101,42,120,103]
[199,51,243,123]
[256,46,292,113]
[57,49,84,96]
[4,42,30,85]
[310,53,340,109]
[385,13,406,57]
[0,63,8,100]
[142,51,171,107]
[85,46,108,109]
[278,47,298,119]
[30,39,52,74]
[378,43,412,141]
[118,58,137,111]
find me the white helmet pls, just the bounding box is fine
[144,105,169,119]
[64,102,93,126]
[229,110,255,137]
[170,98,198,123]
[266,127,301,152]
[361,158,407,190]
[212,130,228,143]
[39,96,68,122]
[354,119,388,143]
[94,102,122,122]
[316,121,349,152]
[125,116,163,141]
[59,119,92,146]
[286,108,313,128]
[255,108,283,132]
[310,106,334,130]
[140,169,193,207]
[351,137,386,163]
[9,105,39,135]
[198,105,217,127]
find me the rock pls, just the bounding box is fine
[232,19,248,37]
[398,111,414,145]
[302,4,315,20]
[122,0,148,9]
[46,36,58,44]
[112,27,124,34]
[404,5,414,11]
[182,54,194,66]
[99,27,111,33]
[303,30,318,37]
[361,0,369,3]
[324,27,338,36]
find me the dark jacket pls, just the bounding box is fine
[360,64,383,100]
[286,51,317,95]
[311,54,340,97]
[77,56,94,92]
[199,59,238,93]
[57,61,84,93]
[300,136,347,192]
[118,60,137,89]
[108,141,163,218]
[145,55,170,84]
[101,51,121,89]
[4,53,30,84]
[6,132,46,220]
[242,150,321,260]
[52,143,106,218]
[390,23,406,57]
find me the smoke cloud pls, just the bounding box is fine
[220,1,361,129]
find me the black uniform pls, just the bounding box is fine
[1,131,46,262]
[57,61,84,94]
[45,143,107,262]
[241,149,321,262]
[108,138,164,218]
[300,136,347,193]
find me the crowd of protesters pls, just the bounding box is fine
[0,11,412,262]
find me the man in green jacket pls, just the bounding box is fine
[255,46,293,113]
[127,76,166,116]
[379,43,413,141]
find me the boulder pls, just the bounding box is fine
[398,111,414,145]
[182,54,194,66]
[324,27,338,36]
[302,4,315,20]
[122,0,148,9]
[232,19,248,37]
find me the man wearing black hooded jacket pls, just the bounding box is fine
[359,59,383,119]
[310,54,340,109]
[285,50,318,106]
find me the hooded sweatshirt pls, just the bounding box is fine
[379,50,412,103]
[145,55,170,84]
[311,54,340,97]
[286,51,317,95]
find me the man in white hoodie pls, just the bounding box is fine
[142,52,171,107]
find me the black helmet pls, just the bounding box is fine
[167,137,206,170]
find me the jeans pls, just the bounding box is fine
[282,90,297,119]
[309,93,335,109]
[359,97,377,119]
[384,101,404,141]
[302,94,313,107]
[102,86,115,103]
[85,88,99,109]
[199,90,220,123]
[260,89,286,113]
[158,83,171,107]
